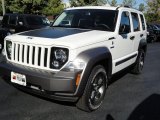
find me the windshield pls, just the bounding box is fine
[26,16,50,26]
[53,9,118,32]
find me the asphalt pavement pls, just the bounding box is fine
[0,42,160,120]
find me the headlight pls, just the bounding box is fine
[6,40,12,59]
[50,47,69,69]
[62,59,86,72]
[54,49,67,62]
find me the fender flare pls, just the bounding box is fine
[138,38,147,53]
[75,47,112,96]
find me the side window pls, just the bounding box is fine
[131,12,140,32]
[2,15,9,25]
[140,14,146,30]
[9,15,17,25]
[119,11,131,34]
[18,16,24,25]
[18,16,24,22]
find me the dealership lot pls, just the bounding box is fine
[0,42,160,120]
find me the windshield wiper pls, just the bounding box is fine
[52,25,70,28]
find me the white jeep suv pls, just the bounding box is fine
[1,6,147,112]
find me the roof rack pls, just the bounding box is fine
[116,4,132,10]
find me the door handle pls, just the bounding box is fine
[130,36,135,40]
[140,34,144,37]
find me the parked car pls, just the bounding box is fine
[147,24,157,43]
[147,24,160,42]
[0,13,50,52]
[0,6,147,112]
[0,16,3,24]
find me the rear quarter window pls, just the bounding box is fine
[131,12,140,32]
[9,15,17,25]
[2,15,9,25]
[140,14,146,30]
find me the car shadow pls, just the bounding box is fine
[127,94,160,120]
[109,67,132,85]
[106,94,160,120]
[1,66,133,108]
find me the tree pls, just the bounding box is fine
[69,0,107,7]
[6,0,47,14]
[5,0,64,15]
[42,0,64,15]
[110,0,117,6]
[139,3,145,12]
[122,0,136,8]
[145,0,160,22]
[0,0,2,15]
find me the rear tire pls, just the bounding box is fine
[76,65,108,112]
[131,49,145,74]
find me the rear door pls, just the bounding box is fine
[130,12,143,52]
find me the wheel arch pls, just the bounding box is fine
[75,47,112,96]
[138,39,147,54]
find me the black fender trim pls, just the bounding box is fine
[75,47,112,96]
[138,38,147,53]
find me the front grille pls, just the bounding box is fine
[11,42,51,69]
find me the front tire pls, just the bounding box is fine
[76,65,108,112]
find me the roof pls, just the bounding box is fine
[66,6,117,11]
[66,6,142,14]
[4,13,45,17]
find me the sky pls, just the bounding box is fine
[62,0,146,7]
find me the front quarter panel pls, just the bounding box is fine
[74,47,112,96]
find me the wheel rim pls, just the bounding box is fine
[89,72,106,108]
[139,52,145,71]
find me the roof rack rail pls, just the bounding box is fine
[116,4,132,10]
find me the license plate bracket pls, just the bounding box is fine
[11,72,26,86]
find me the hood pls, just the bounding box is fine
[19,27,92,38]
[8,27,116,49]
[27,25,50,29]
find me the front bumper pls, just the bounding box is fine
[0,61,80,102]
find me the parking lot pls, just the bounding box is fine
[0,42,160,120]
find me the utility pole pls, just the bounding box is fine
[1,0,5,15]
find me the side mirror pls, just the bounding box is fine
[50,22,53,25]
[18,21,23,26]
[119,24,130,34]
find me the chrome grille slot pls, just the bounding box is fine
[11,42,51,70]
[44,48,48,67]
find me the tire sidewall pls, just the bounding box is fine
[85,65,107,111]
[137,50,145,73]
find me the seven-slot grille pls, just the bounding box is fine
[11,42,51,69]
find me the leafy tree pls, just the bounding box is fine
[146,0,160,22]
[139,3,145,12]
[110,0,117,6]
[0,1,2,15]
[5,0,64,15]
[6,0,44,14]
[42,0,64,15]
[69,0,107,7]
[122,0,136,8]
